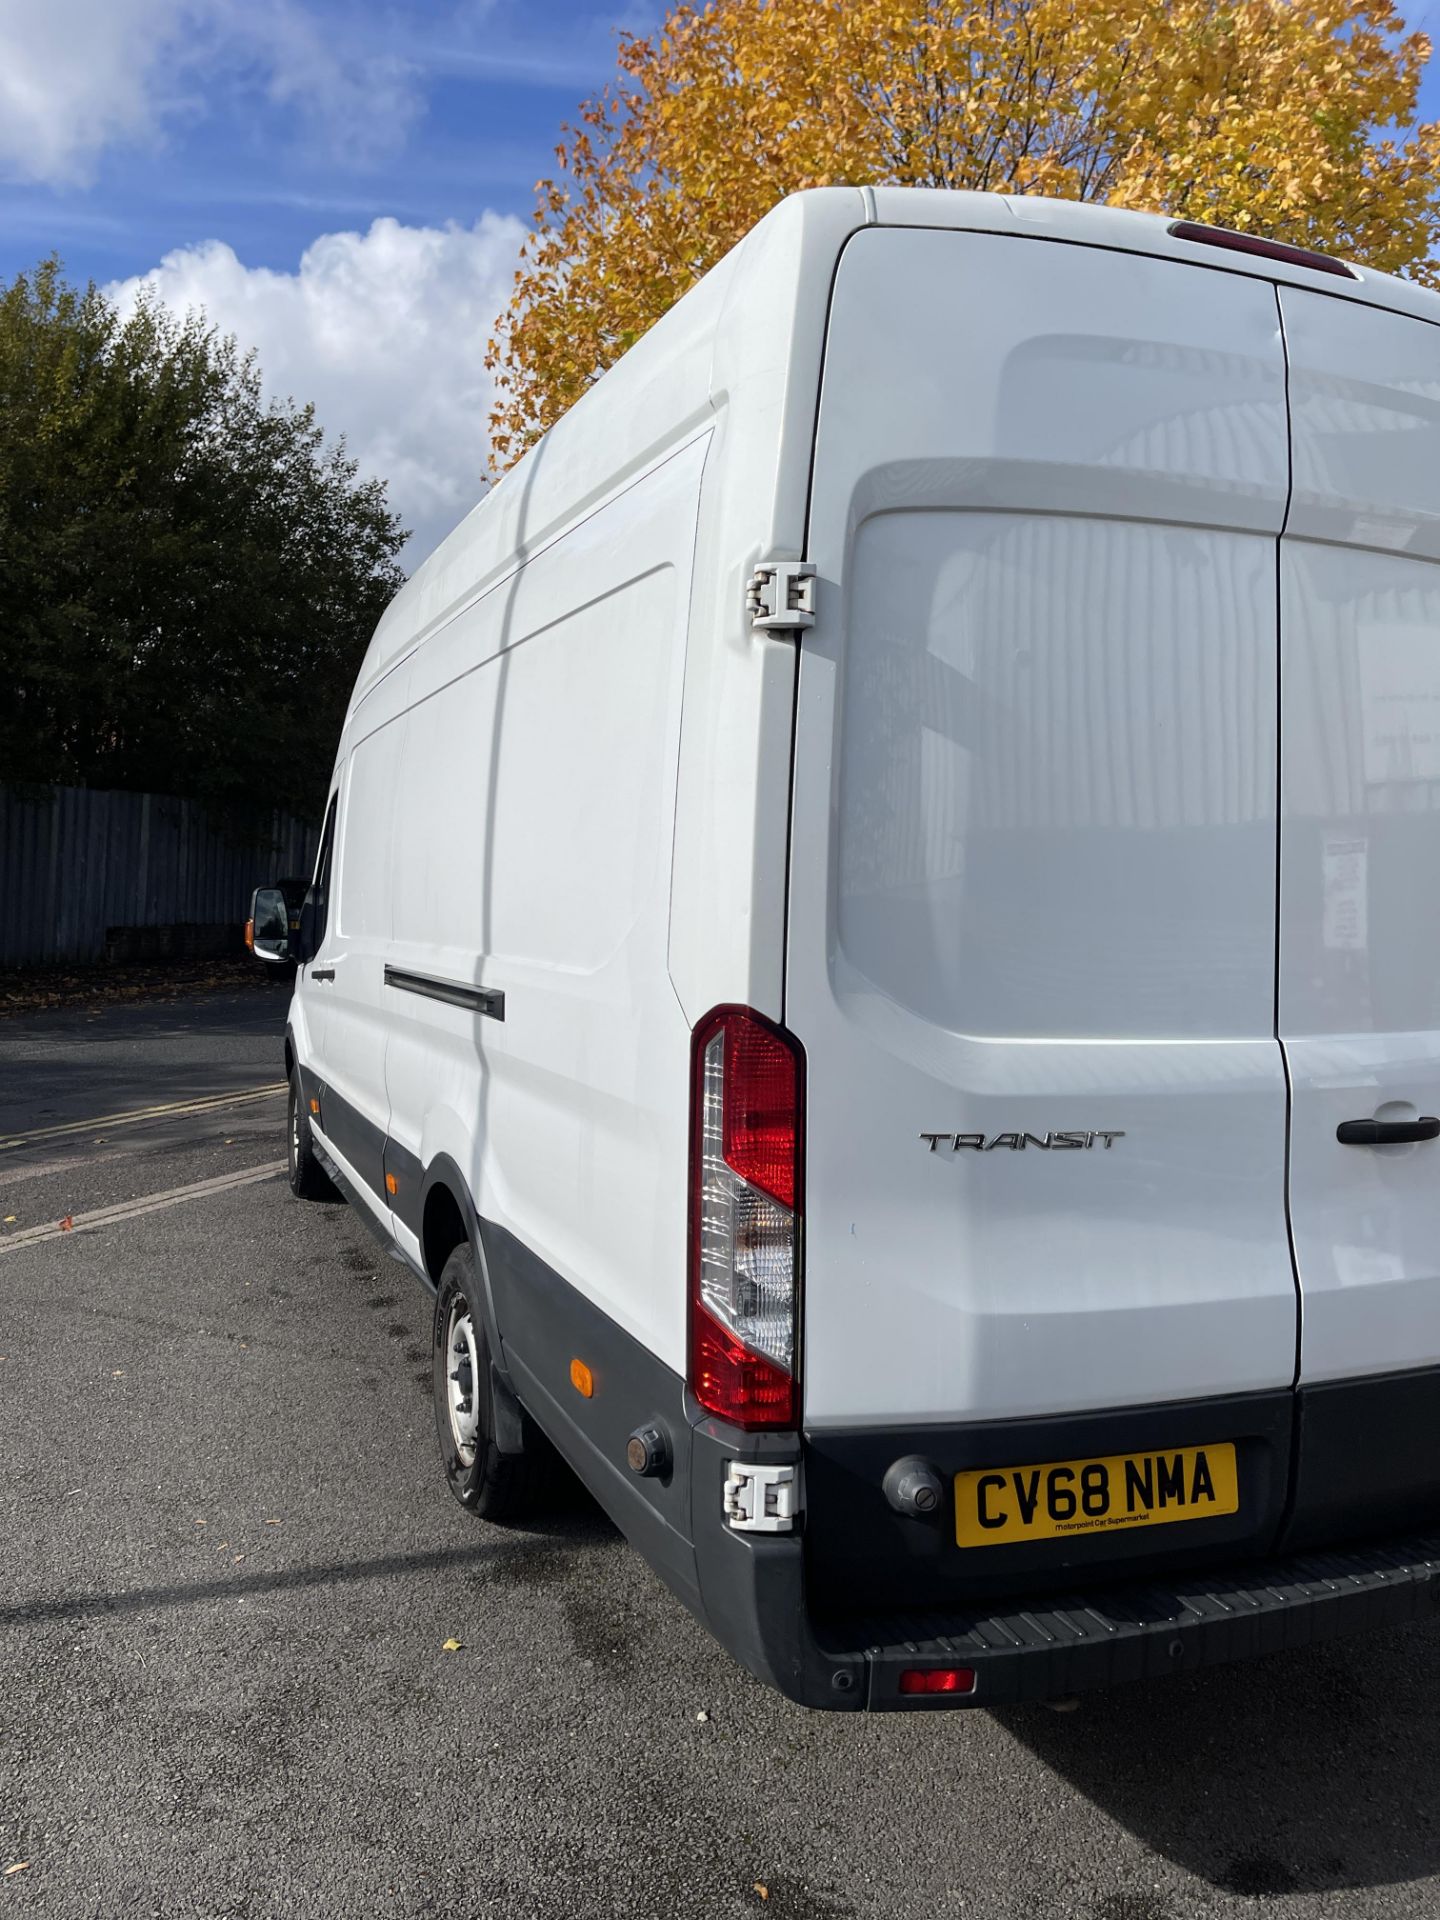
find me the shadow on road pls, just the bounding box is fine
[997,1621,1440,1895]
[0,1505,622,1630]
[0,979,295,1142]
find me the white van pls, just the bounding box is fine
[255,188,1440,1711]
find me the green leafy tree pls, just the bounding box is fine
[0,258,406,820]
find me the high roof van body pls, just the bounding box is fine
[268,189,1440,1709]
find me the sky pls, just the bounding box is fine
[1,0,1438,567]
[0,0,663,564]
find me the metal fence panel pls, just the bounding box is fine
[0,786,320,968]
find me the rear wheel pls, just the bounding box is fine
[287,1071,337,1201]
[433,1241,554,1522]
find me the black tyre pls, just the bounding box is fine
[433,1241,555,1522]
[287,1071,338,1201]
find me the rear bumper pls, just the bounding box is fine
[696,1480,1440,1710]
[686,1421,1440,1711]
[816,1534,1440,1709]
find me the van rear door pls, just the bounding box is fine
[787,227,1298,1436]
[1278,292,1440,1440]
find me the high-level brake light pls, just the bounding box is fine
[1168,220,1358,281]
[688,1006,803,1430]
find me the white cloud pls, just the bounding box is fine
[0,0,422,185]
[0,0,192,184]
[107,213,527,567]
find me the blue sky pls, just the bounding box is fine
[0,0,666,562]
[0,1,662,288]
[1,0,1438,563]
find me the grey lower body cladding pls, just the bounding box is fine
[296,1059,1440,1708]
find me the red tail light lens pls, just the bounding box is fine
[690,1303,797,1428]
[688,1005,803,1431]
[899,1668,977,1697]
[721,1014,799,1208]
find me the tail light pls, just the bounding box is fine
[688,1005,803,1430]
[244,918,255,952]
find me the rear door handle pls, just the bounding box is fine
[310,968,336,983]
[1336,1116,1440,1145]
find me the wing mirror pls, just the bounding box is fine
[249,886,291,964]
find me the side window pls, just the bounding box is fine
[311,790,339,953]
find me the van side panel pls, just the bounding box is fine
[382,435,709,1376]
[667,189,868,1027]
[317,717,407,1208]
[788,228,1297,1427]
[1278,289,1440,1385]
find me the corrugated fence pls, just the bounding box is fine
[1,786,319,969]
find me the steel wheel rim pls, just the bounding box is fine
[445,1299,482,1467]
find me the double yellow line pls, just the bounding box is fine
[0,1082,287,1153]
[0,1161,287,1251]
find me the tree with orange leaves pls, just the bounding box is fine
[487,0,1440,466]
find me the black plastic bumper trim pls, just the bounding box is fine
[1284,1367,1440,1551]
[804,1390,1292,1607]
[813,1532,1440,1708]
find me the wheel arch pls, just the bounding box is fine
[420,1154,525,1454]
[422,1180,468,1286]
[419,1156,501,1350]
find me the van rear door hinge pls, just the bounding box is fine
[723,1461,799,1533]
[748,561,816,634]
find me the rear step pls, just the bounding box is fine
[812,1535,1440,1709]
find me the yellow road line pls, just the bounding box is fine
[0,1082,286,1152]
[0,1161,286,1251]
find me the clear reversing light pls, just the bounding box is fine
[688,1007,803,1430]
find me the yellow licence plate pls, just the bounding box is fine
[954,1443,1239,1548]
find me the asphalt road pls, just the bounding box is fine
[4,986,1440,1919]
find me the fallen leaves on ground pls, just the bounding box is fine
[752,1886,769,1903]
[4,1863,30,1875]
[0,954,285,1018]
[58,1215,74,1232]
[441,1638,464,1653]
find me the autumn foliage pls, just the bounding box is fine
[488,0,1440,464]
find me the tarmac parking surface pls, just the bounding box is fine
[4,985,1440,1919]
